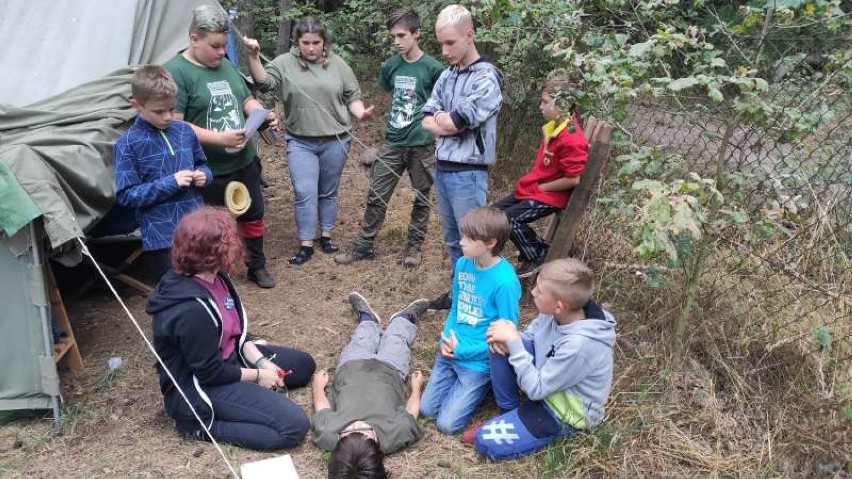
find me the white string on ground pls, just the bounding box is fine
[76,237,240,479]
[229,20,437,245]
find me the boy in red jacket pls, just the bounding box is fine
[493,71,588,277]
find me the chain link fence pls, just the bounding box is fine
[493,46,851,397]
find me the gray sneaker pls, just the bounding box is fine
[334,248,375,265]
[389,298,430,324]
[347,292,380,323]
[402,246,422,268]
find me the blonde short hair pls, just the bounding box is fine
[190,5,228,37]
[538,258,594,310]
[436,4,473,31]
[131,65,177,105]
[459,207,510,256]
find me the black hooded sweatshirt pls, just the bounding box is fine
[146,270,250,431]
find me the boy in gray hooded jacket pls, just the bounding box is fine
[422,4,503,273]
[471,258,616,460]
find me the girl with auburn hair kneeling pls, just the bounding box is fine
[147,206,316,450]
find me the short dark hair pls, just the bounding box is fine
[131,65,177,105]
[327,434,387,479]
[460,207,511,255]
[387,8,420,32]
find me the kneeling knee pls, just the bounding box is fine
[435,415,465,435]
[274,412,310,449]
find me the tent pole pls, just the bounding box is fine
[30,222,62,430]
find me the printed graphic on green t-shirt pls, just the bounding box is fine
[205,80,243,133]
[164,55,255,176]
[378,54,443,147]
[389,75,419,130]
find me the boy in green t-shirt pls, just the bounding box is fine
[334,8,443,268]
[164,5,278,289]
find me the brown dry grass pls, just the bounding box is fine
[1,91,851,478]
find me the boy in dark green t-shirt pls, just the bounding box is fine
[164,5,278,289]
[334,8,443,268]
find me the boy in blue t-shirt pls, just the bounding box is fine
[420,207,522,434]
[114,65,211,283]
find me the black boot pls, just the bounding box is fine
[244,237,275,288]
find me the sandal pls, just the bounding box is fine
[288,246,314,265]
[318,236,339,254]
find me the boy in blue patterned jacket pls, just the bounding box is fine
[114,65,211,283]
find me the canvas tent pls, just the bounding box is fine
[0,0,221,421]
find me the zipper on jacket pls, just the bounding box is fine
[158,129,175,156]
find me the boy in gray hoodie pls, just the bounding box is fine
[470,258,616,460]
[421,4,503,280]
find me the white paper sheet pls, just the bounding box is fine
[244,107,271,140]
[240,453,299,479]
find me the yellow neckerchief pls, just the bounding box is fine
[542,116,571,141]
[541,116,572,166]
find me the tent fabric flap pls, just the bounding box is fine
[0,162,41,237]
[0,236,55,412]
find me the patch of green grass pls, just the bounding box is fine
[59,402,88,437]
[9,426,51,453]
[380,225,407,246]
[92,367,124,393]
[539,440,574,478]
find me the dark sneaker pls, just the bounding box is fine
[427,291,452,312]
[334,248,375,265]
[402,246,422,268]
[247,267,275,288]
[389,298,429,324]
[288,246,314,266]
[517,260,543,279]
[181,428,212,442]
[347,292,380,323]
[318,237,339,254]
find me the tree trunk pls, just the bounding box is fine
[277,0,293,55]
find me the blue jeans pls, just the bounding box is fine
[433,168,488,266]
[285,134,352,241]
[420,355,491,434]
[177,344,316,450]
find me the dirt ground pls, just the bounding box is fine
[0,94,554,478]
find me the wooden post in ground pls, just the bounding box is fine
[544,117,613,261]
